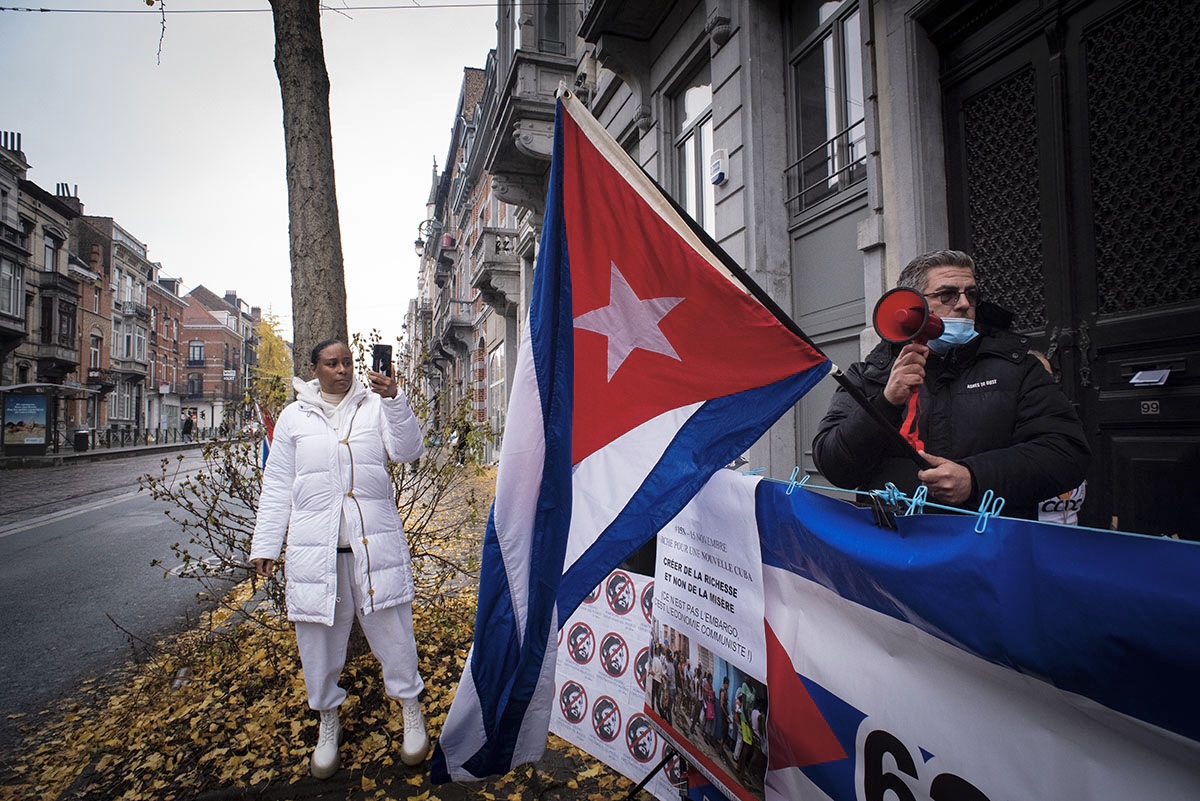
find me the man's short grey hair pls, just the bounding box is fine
[897,250,976,291]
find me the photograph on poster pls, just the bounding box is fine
[647,620,768,800]
[3,395,48,445]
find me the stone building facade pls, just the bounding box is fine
[409,0,1198,537]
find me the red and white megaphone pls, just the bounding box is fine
[871,287,945,453]
[872,286,944,345]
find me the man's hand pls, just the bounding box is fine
[917,452,973,504]
[884,342,928,406]
[252,558,274,578]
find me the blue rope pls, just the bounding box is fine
[767,470,1009,533]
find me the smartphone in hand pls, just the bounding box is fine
[371,344,393,377]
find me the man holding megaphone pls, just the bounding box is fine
[812,249,1089,519]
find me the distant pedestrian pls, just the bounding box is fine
[181,414,194,443]
[250,339,428,779]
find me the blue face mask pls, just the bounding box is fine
[928,317,978,353]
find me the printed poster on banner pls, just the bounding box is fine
[649,472,767,801]
[552,569,686,801]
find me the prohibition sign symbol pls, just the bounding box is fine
[559,680,587,724]
[567,621,595,665]
[640,580,655,623]
[664,745,684,786]
[606,570,635,615]
[591,695,621,742]
[600,632,629,678]
[625,713,658,763]
[634,646,650,691]
[583,583,601,604]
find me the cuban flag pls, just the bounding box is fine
[756,483,1200,801]
[256,402,275,467]
[430,91,830,783]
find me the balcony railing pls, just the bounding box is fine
[784,118,867,216]
[32,270,80,296]
[121,300,151,319]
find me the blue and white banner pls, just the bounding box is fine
[653,470,1200,801]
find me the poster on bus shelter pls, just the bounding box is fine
[3,394,47,446]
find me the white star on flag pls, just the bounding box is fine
[574,263,685,380]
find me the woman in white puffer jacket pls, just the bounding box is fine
[250,339,427,779]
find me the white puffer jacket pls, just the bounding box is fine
[250,377,425,625]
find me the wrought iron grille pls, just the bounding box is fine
[962,66,1046,332]
[1085,0,1200,315]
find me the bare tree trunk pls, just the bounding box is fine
[269,0,348,376]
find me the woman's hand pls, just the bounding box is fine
[252,558,274,578]
[367,370,398,399]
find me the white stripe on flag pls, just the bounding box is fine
[764,564,1200,800]
[565,403,703,569]
[491,329,543,642]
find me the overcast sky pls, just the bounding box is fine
[1,1,498,350]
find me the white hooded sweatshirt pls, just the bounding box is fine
[250,376,425,625]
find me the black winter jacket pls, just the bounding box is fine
[812,329,1090,519]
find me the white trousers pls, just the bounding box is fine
[294,552,424,711]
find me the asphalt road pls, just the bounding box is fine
[0,451,238,756]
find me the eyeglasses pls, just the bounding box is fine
[924,287,980,306]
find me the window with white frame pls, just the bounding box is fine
[135,326,146,361]
[90,335,101,369]
[785,0,866,215]
[672,61,716,234]
[188,341,204,365]
[488,346,506,449]
[43,233,60,272]
[0,257,21,317]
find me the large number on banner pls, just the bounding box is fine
[863,730,990,801]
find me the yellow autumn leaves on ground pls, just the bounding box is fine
[0,467,649,801]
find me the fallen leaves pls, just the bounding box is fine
[0,467,651,801]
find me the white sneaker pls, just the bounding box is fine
[310,707,341,779]
[399,697,429,766]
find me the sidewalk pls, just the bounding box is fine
[0,437,208,469]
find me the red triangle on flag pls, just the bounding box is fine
[559,110,826,465]
[765,621,848,771]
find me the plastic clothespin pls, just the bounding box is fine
[973,489,1006,533]
[785,466,801,495]
[878,482,905,507]
[905,485,929,516]
[744,467,766,476]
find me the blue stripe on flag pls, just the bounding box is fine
[755,480,1200,743]
[557,366,828,617]
[431,104,575,783]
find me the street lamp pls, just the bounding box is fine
[414,218,441,257]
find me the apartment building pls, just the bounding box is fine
[410,0,1198,536]
[181,285,257,430]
